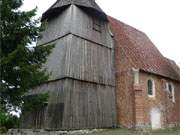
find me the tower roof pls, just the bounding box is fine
[42,0,107,21]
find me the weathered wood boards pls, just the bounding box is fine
[21,79,116,130]
[43,34,115,85]
[21,3,117,130]
[37,6,72,45]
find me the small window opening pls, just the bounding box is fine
[147,79,155,97]
[168,84,172,94]
[168,83,175,102]
[93,18,101,32]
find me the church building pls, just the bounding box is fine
[21,0,180,131]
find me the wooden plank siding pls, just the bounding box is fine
[44,34,115,85]
[21,4,117,130]
[38,5,113,49]
[71,5,113,48]
[21,79,116,130]
[37,6,72,45]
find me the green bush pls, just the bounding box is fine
[0,112,20,131]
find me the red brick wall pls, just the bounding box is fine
[177,83,180,125]
[116,71,135,128]
[136,72,180,128]
[114,40,136,128]
[114,35,180,129]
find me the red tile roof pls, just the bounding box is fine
[165,58,180,77]
[108,16,180,81]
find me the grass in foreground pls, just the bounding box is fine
[85,128,180,135]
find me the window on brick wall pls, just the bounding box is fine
[147,79,155,97]
[168,84,172,93]
[167,83,175,102]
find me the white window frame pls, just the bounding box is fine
[165,82,169,91]
[147,79,156,98]
[172,85,175,103]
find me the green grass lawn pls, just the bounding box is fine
[85,128,180,135]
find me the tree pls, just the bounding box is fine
[0,0,53,129]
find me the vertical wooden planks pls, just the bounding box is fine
[22,79,116,130]
[71,5,112,48]
[22,1,117,130]
[38,6,72,45]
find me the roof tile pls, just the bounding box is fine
[109,16,180,81]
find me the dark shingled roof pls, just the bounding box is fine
[42,0,107,21]
[109,16,180,82]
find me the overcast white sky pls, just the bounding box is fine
[22,0,180,66]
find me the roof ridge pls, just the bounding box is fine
[108,16,147,36]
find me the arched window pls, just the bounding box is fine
[168,84,172,94]
[168,83,175,102]
[147,79,155,97]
